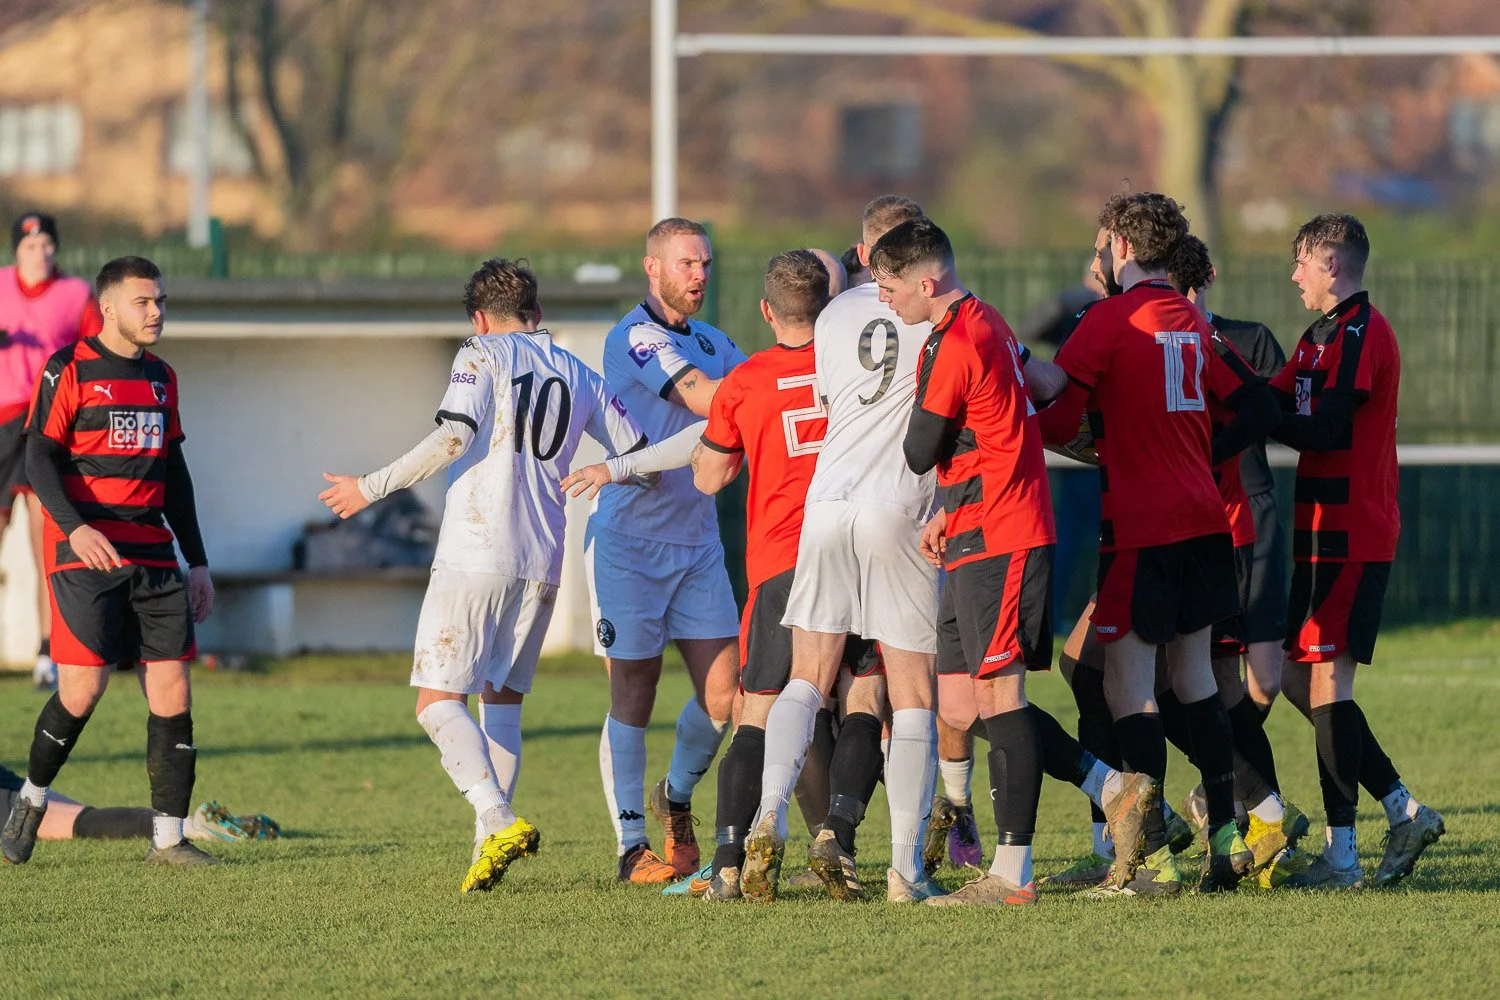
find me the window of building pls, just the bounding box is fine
[838,102,923,181]
[167,104,255,176]
[0,102,82,175]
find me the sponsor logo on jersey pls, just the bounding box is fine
[109,410,166,449]
[1345,323,1364,338]
[694,331,717,356]
[596,618,616,648]
[450,371,477,384]
[151,381,169,406]
[1295,376,1313,417]
[610,395,629,418]
[41,370,59,388]
[628,338,670,367]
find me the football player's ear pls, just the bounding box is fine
[760,299,774,325]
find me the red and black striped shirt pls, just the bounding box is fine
[26,336,185,571]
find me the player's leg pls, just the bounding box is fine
[479,684,524,801]
[791,702,835,836]
[585,527,676,881]
[809,647,885,901]
[25,492,56,690]
[1057,598,1121,879]
[2,566,125,865]
[1243,490,1288,714]
[930,586,980,874]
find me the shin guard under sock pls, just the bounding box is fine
[145,712,196,819]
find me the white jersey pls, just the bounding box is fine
[593,302,748,545]
[806,281,936,519]
[432,331,645,583]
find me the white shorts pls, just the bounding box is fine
[782,499,939,653]
[409,568,557,695]
[585,523,740,659]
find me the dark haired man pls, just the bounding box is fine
[321,257,648,893]
[1037,194,1278,896]
[0,212,104,689]
[2,256,216,868]
[1268,214,1443,889]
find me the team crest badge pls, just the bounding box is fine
[151,381,169,406]
[694,331,716,356]
[596,618,616,648]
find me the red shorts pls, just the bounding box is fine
[1094,533,1239,645]
[1284,560,1391,664]
[940,546,1053,678]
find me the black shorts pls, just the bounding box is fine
[1210,543,1254,658]
[740,569,879,695]
[1094,532,1239,646]
[1285,560,1391,665]
[0,412,28,496]
[49,564,196,667]
[938,547,1054,678]
[1244,490,1288,644]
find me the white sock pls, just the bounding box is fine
[418,700,513,835]
[1380,783,1420,827]
[600,715,648,855]
[1248,791,1286,823]
[755,679,823,841]
[152,814,184,849]
[1092,821,1113,859]
[666,698,728,804]
[479,702,523,801]
[1080,761,1114,809]
[989,844,1033,886]
[19,779,47,808]
[887,708,938,884]
[939,757,972,807]
[1324,825,1357,869]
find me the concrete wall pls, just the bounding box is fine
[0,280,632,664]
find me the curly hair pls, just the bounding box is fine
[868,217,953,279]
[1293,213,1369,280]
[1098,192,1189,270]
[463,257,539,321]
[1167,235,1214,295]
[763,249,830,326]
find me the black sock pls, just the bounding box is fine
[1353,702,1402,800]
[1070,663,1118,825]
[1228,695,1280,795]
[713,726,764,871]
[72,806,154,840]
[1312,702,1361,827]
[1114,712,1168,850]
[1026,704,1094,786]
[1157,689,1197,766]
[146,712,196,819]
[38,637,50,657]
[826,712,883,854]
[1182,695,1237,830]
[1254,699,1272,723]
[793,709,835,835]
[28,694,91,787]
[983,708,1041,847]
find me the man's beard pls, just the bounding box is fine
[659,277,703,318]
[1101,266,1124,298]
[118,319,160,348]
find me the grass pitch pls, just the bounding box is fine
[3,621,1499,999]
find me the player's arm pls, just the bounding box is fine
[1034,314,1103,447]
[562,377,657,500]
[162,439,215,622]
[1270,388,1360,453]
[904,335,969,476]
[1023,353,1069,404]
[692,438,742,494]
[321,343,488,518]
[662,366,724,417]
[1205,334,1280,466]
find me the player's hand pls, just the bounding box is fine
[69,524,123,571]
[919,509,948,567]
[187,565,215,623]
[319,472,371,519]
[561,462,617,500]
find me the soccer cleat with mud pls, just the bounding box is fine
[144,839,220,866]
[1181,785,1209,849]
[701,865,743,901]
[1283,855,1364,890]
[887,867,949,903]
[923,796,957,875]
[947,804,984,869]
[1199,823,1254,893]
[1041,852,1114,888]
[739,811,784,903]
[1086,845,1182,900]
[617,843,677,884]
[1163,807,1195,856]
[1244,812,1299,872]
[807,828,865,902]
[2,795,47,865]
[1373,805,1445,887]
[1102,772,1155,887]
[925,872,1037,907]
[649,778,701,877]
[461,817,539,892]
[186,801,256,842]
[1254,845,1313,889]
